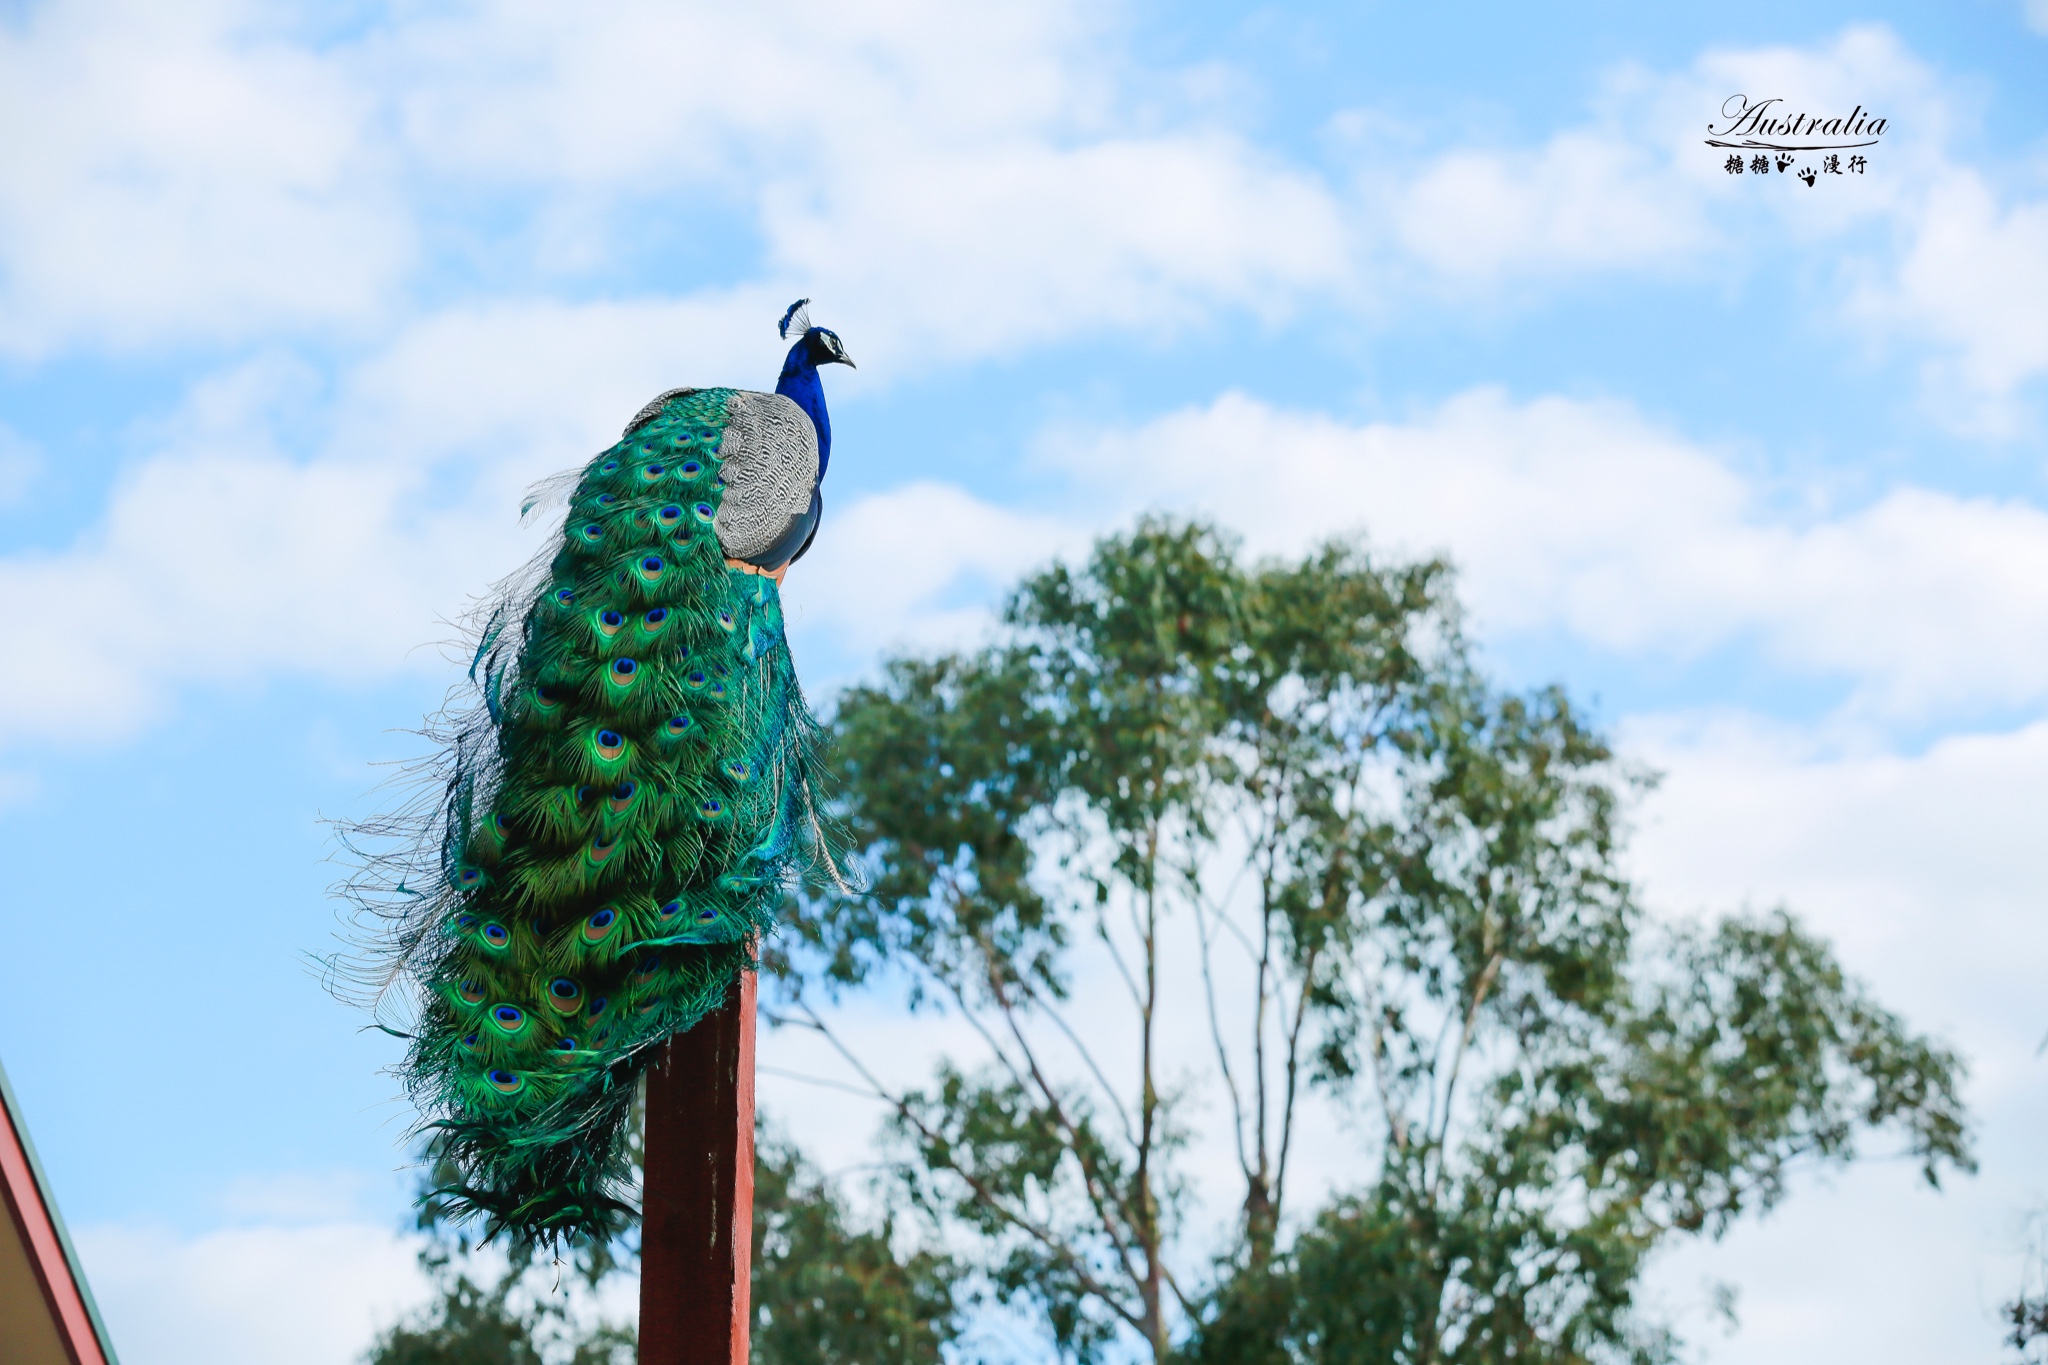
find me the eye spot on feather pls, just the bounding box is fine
[458,980,487,1005]
[698,797,727,822]
[633,954,662,982]
[490,1004,527,1035]
[658,899,682,921]
[663,714,693,740]
[639,464,666,483]
[655,504,683,528]
[640,607,670,635]
[723,759,751,783]
[586,835,619,865]
[716,608,736,633]
[678,461,704,481]
[697,907,718,923]
[459,1033,479,1051]
[531,685,563,714]
[453,865,485,889]
[606,657,639,691]
[481,922,511,951]
[595,493,617,507]
[453,913,478,932]
[581,907,619,945]
[585,996,610,1023]
[707,679,727,701]
[600,460,621,474]
[595,609,625,637]
[635,555,666,585]
[667,433,693,448]
[592,730,626,762]
[554,587,576,608]
[488,1069,524,1095]
[546,977,584,1014]
[692,503,715,525]
[556,1037,579,1054]
[607,780,637,813]
[581,522,605,543]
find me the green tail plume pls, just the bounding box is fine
[337,387,828,1245]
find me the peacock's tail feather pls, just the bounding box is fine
[333,387,828,1245]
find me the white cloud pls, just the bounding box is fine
[76,1220,429,1365]
[0,4,2035,420]
[0,356,535,747]
[0,0,410,355]
[1050,388,2048,718]
[785,481,1078,664]
[15,372,2045,755]
[1626,713,2048,1089]
[0,0,1350,365]
[1855,170,2048,431]
[1374,26,2048,421]
[1623,712,2048,1364]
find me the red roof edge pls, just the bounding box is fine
[0,1054,119,1365]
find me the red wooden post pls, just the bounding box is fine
[639,969,756,1365]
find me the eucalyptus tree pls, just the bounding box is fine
[779,517,1971,1363]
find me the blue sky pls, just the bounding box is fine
[1,1,2045,1359]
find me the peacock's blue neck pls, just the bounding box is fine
[776,343,832,479]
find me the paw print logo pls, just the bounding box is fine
[1797,166,1817,187]
[1775,153,1794,172]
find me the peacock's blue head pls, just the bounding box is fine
[777,298,854,376]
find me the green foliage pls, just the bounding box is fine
[787,516,1972,1363]
[1187,910,1972,1364]
[364,1240,634,1365]
[365,1115,958,1365]
[2007,1212,2048,1363]
[753,1130,960,1364]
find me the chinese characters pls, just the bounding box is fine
[1725,151,1868,184]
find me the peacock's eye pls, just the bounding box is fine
[555,588,575,606]
[601,460,620,473]
[641,555,663,573]
[596,493,616,506]
[612,658,636,676]
[658,900,682,919]
[697,907,717,922]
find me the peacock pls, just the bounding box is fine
[341,300,853,1245]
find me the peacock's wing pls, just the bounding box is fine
[378,385,826,1244]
